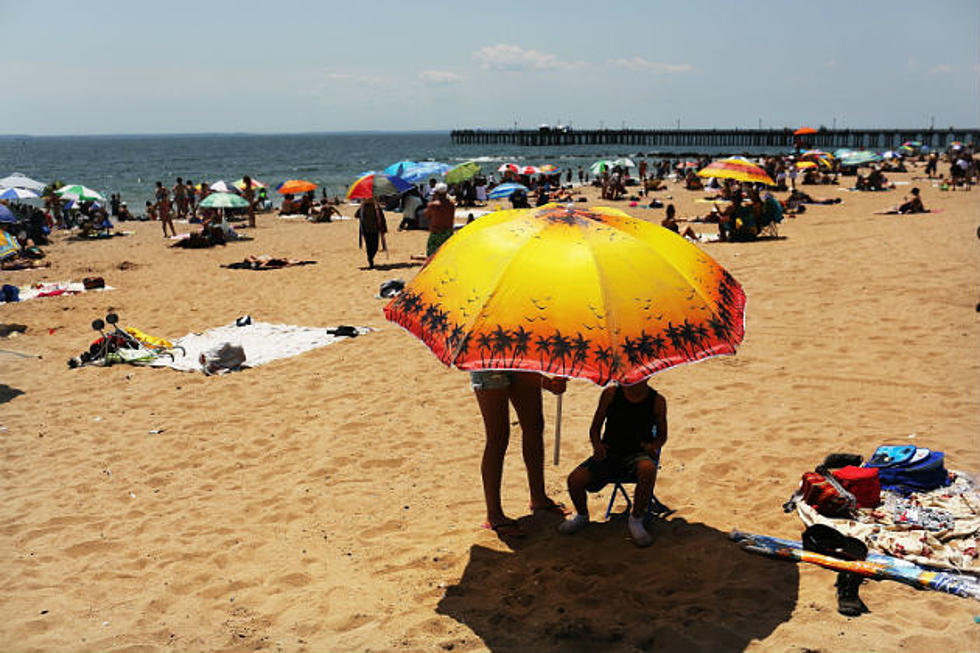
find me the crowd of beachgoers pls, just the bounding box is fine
[1,142,976,264]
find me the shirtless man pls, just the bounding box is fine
[173,177,187,219]
[423,182,455,256]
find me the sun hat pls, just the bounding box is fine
[434,182,448,194]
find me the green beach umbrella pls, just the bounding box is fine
[55,184,105,202]
[199,192,249,209]
[444,161,481,185]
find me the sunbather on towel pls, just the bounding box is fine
[223,255,316,270]
[558,379,668,547]
[877,187,928,215]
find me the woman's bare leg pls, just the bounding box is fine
[508,373,552,509]
[475,387,511,527]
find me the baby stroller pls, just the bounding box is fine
[68,312,184,367]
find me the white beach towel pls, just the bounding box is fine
[0,281,114,304]
[150,320,371,373]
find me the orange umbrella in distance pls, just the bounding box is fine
[794,126,818,135]
[276,179,317,195]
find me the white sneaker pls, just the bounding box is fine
[558,513,589,535]
[628,516,653,547]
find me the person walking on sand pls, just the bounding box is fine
[356,197,387,268]
[471,370,569,536]
[424,182,455,256]
[558,379,667,547]
[155,181,176,237]
[242,175,256,228]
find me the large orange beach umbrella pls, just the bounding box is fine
[384,204,746,387]
[276,179,317,195]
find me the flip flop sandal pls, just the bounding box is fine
[482,520,526,537]
[530,501,570,517]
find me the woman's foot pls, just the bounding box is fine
[483,518,525,537]
[530,499,570,517]
[628,515,653,547]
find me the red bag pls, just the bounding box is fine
[800,471,855,517]
[832,466,880,508]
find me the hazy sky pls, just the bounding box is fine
[4,0,978,135]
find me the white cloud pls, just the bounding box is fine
[474,44,579,71]
[418,70,465,85]
[606,57,694,73]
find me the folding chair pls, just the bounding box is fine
[603,453,674,525]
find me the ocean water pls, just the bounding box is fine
[0,131,784,208]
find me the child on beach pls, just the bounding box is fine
[558,380,667,547]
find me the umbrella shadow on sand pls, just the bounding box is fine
[437,516,798,653]
[0,384,25,404]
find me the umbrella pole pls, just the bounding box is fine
[553,394,563,465]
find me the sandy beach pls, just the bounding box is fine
[1,169,978,652]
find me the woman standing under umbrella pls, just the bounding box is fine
[472,370,568,536]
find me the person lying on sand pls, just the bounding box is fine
[558,378,668,547]
[222,255,316,270]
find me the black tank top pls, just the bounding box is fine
[601,386,657,456]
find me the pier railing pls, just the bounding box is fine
[450,128,979,151]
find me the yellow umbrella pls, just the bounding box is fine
[384,204,745,387]
[697,158,776,186]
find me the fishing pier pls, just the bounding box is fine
[450,127,979,151]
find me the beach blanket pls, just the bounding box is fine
[0,281,114,304]
[149,320,371,373]
[795,473,980,574]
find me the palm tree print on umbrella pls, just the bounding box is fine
[384,204,746,386]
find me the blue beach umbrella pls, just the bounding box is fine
[383,160,418,177]
[398,161,451,183]
[487,182,529,200]
[0,205,16,224]
[838,151,882,167]
[0,187,40,200]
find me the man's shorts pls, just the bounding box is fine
[426,230,453,256]
[578,450,660,492]
[469,370,514,391]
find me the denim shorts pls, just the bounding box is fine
[469,370,515,391]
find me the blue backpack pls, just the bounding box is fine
[1,284,19,303]
[866,446,951,495]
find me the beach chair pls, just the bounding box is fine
[603,452,674,526]
[72,312,183,367]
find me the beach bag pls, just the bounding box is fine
[831,466,880,508]
[800,471,857,517]
[868,448,951,495]
[83,276,105,290]
[1,284,19,303]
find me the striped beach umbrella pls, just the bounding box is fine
[345,172,413,200]
[0,173,46,192]
[397,161,451,183]
[697,158,776,186]
[487,182,529,200]
[518,165,540,176]
[55,184,105,202]
[0,187,40,200]
[497,163,520,174]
